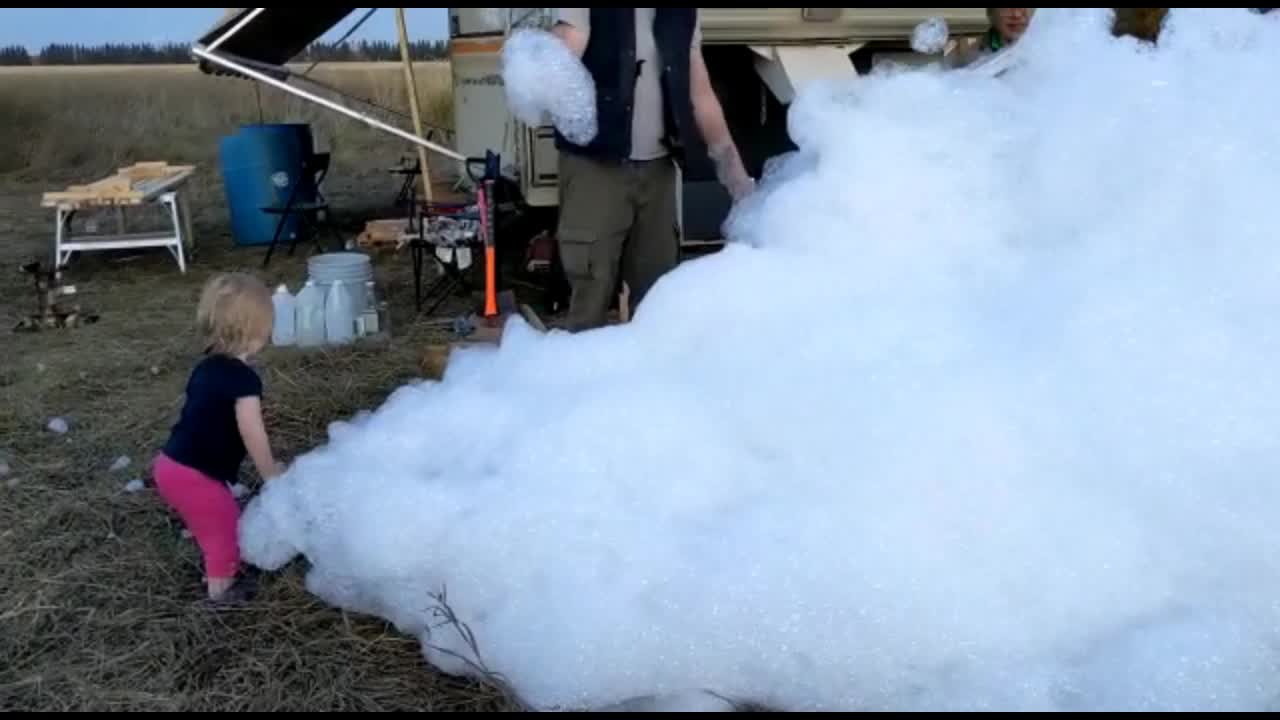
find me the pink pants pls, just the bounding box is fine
[152,453,241,579]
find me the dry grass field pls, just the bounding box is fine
[0,62,526,711]
[0,62,454,180]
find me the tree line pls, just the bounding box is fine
[0,39,450,66]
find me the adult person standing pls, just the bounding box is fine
[551,8,755,331]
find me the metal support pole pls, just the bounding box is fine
[396,8,433,205]
[191,45,466,165]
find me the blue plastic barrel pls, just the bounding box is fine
[218,123,317,247]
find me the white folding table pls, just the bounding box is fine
[41,163,197,273]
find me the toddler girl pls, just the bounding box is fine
[153,272,284,604]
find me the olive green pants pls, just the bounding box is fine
[556,152,679,331]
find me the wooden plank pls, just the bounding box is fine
[364,218,411,239]
[44,190,103,202]
[356,218,413,250]
[42,190,141,206]
[120,163,196,181]
[134,171,193,199]
[49,173,137,203]
[84,175,133,193]
[118,161,171,179]
[618,282,631,323]
[42,164,195,208]
[420,339,499,378]
[518,304,548,333]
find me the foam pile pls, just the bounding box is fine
[242,9,1280,711]
[911,16,951,54]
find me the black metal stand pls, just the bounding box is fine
[261,152,341,268]
[390,159,421,214]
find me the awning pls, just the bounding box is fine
[750,44,865,104]
[191,7,466,163]
[194,7,356,75]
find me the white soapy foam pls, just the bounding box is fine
[501,28,598,145]
[241,8,1280,712]
[911,16,950,54]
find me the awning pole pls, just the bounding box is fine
[192,45,466,164]
[396,8,434,204]
[207,8,266,53]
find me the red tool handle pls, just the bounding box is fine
[480,179,498,318]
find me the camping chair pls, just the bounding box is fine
[410,200,478,315]
[261,151,345,267]
[408,153,503,316]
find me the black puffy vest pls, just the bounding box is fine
[555,8,700,163]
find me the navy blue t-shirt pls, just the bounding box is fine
[163,353,263,484]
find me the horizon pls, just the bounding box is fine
[0,8,449,52]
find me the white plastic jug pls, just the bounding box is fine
[295,280,326,348]
[325,279,356,345]
[357,280,379,336]
[271,284,296,346]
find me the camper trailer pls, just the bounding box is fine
[446,8,990,243]
[195,8,993,246]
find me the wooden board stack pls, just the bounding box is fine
[355,218,415,250]
[41,162,196,209]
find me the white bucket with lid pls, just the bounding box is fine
[308,252,373,311]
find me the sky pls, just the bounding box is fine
[0,8,449,50]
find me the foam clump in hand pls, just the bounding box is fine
[912,16,951,54]
[240,8,1280,713]
[501,28,597,145]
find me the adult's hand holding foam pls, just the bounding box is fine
[912,16,951,55]
[501,29,598,145]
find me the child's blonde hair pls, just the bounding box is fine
[197,272,273,355]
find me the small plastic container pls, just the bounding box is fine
[324,279,356,345]
[295,280,326,348]
[271,284,296,347]
[358,280,380,336]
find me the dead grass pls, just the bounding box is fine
[0,62,532,712]
[0,234,525,711]
[0,62,453,182]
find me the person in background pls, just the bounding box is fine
[985,7,1035,52]
[948,8,1036,68]
[551,8,755,331]
[152,272,285,605]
